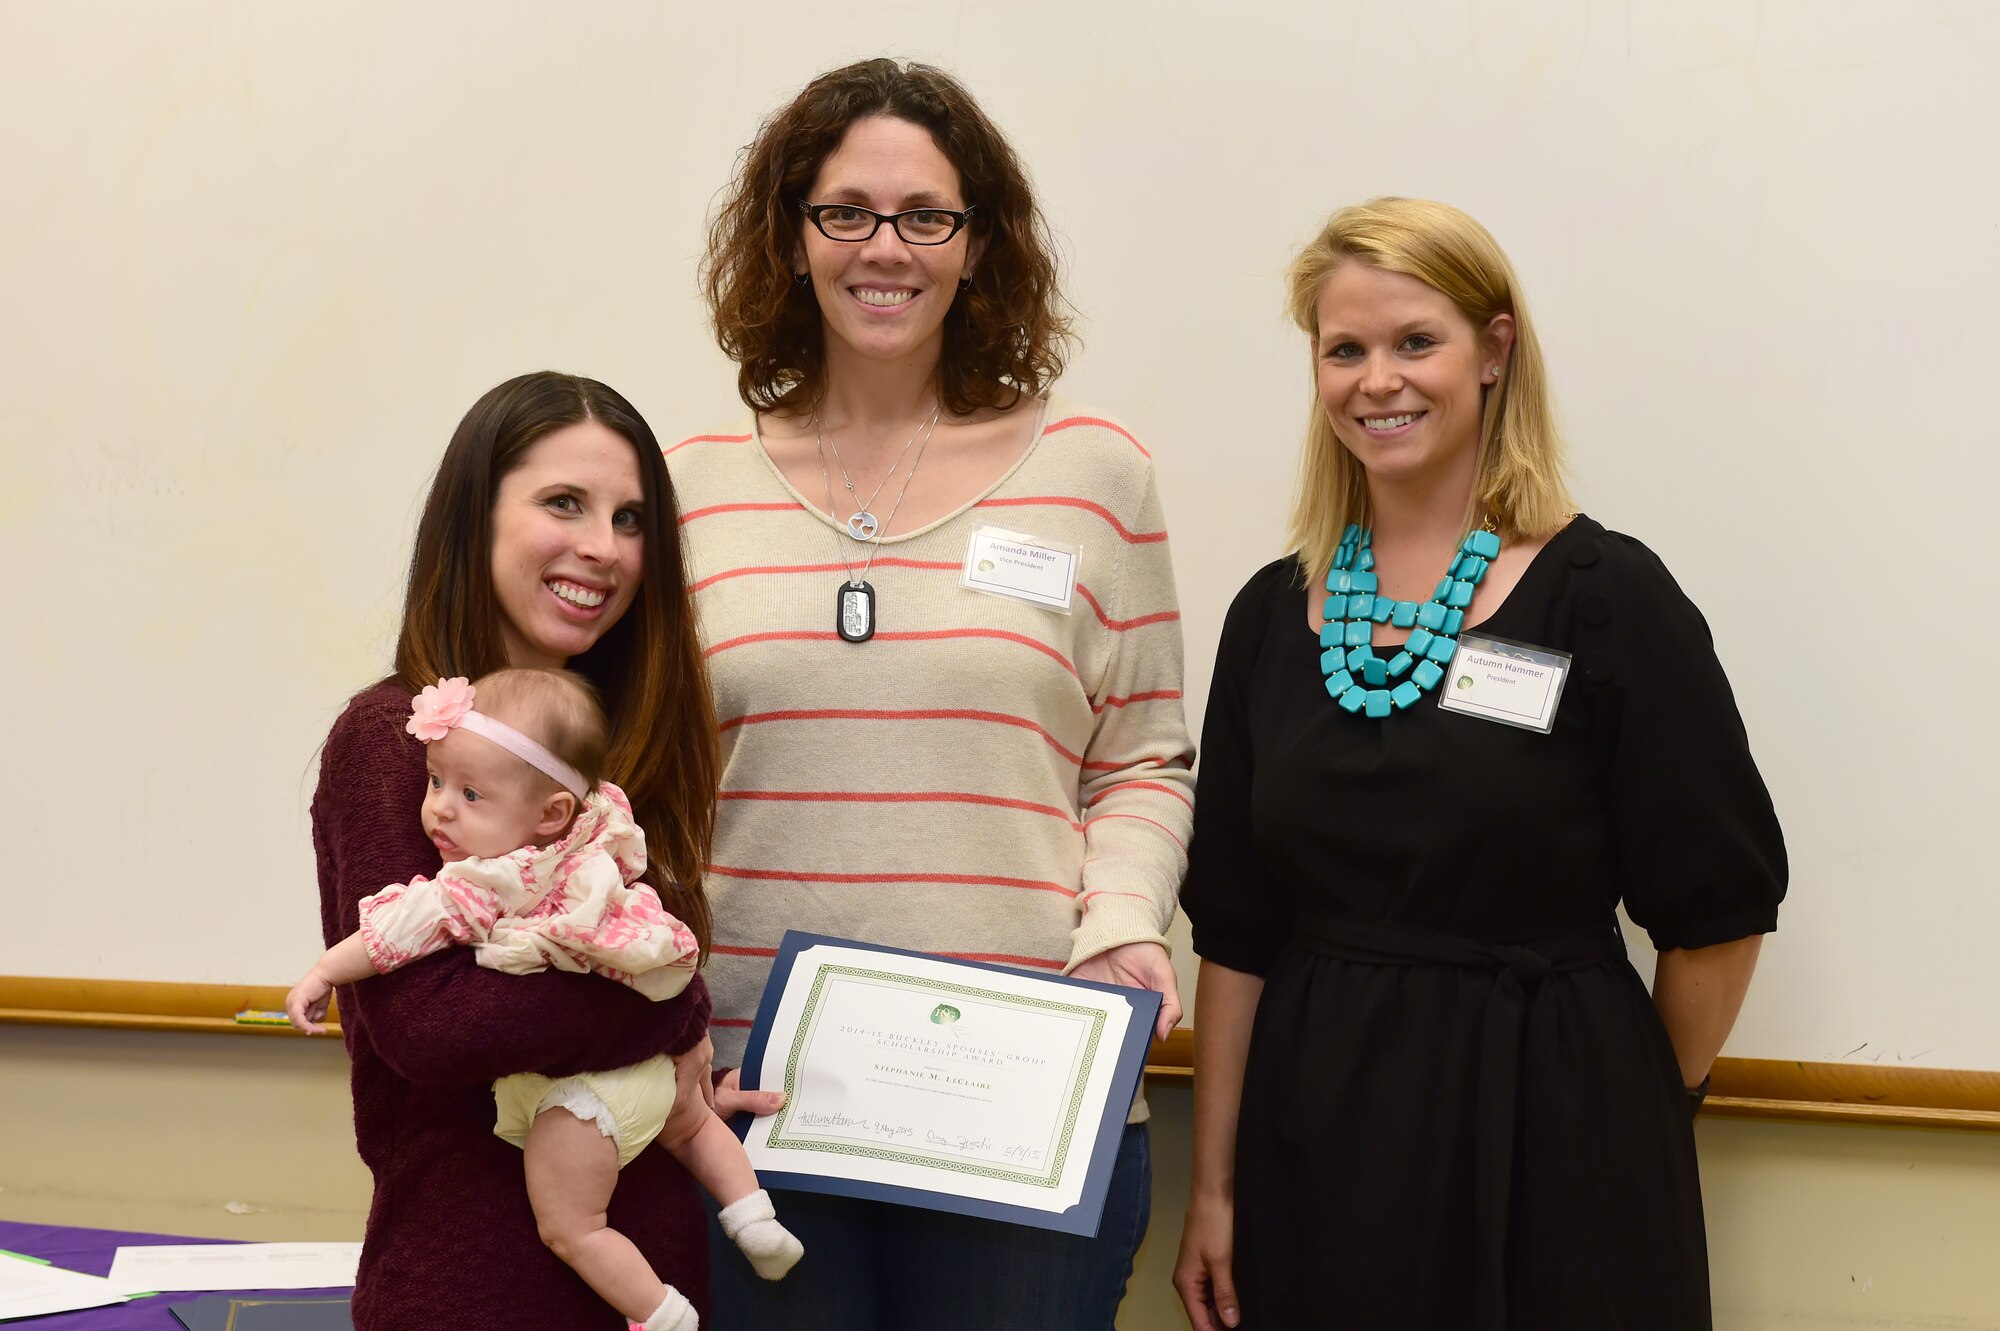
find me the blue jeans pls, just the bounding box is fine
[705,1122,1151,1331]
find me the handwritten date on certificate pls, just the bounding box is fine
[790,1110,1043,1162]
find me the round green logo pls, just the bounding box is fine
[1456,675,1475,690]
[977,559,995,573]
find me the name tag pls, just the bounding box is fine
[1435,633,1572,733]
[961,526,1080,613]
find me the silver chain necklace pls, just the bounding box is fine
[816,409,942,643]
[817,403,939,540]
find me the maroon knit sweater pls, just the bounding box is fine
[313,681,711,1330]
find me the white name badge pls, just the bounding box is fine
[961,526,1081,613]
[1435,633,1572,733]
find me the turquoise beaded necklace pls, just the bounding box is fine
[1319,522,1502,717]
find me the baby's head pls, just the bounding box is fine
[405,669,608,860]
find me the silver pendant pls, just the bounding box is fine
[837,580,876,643]
[846,510,881,540]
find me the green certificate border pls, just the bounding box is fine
[762,964,1107,1189]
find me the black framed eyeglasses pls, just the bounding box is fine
[799,200,977,246]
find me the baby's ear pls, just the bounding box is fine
[535,791,577,839]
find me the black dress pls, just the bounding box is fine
[1181,517,1786,1331]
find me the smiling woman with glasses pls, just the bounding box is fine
[673,56,1195,1331]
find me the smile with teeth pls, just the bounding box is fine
[548,579,606,608]
[1362,412,1423,430]
[854,288,917,308]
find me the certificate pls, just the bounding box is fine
[105,1243,362,1294]
[736,932,1161,1236]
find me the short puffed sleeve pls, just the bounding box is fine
[1565,529,1787,951]
[1181,559,1297,976]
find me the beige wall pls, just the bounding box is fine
[10,7,2000,1085]
[1,1026,370,1239]
[5,1026,1998,1328]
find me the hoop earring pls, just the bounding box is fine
[958,275,973,292]
[793,270,811,288]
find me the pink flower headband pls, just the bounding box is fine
[405,677,590,800]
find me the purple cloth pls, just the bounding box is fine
[0,1221,347,1329]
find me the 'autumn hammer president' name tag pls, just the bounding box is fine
[1436,633,1572,733]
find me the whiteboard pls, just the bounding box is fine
[2,1,1993,1072]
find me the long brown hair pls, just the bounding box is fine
[395,372,718,952]
[703,57,1073,416]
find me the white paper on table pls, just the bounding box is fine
[104,1242,361,1294]
[0,1253,132,1319]
[741,942,1134,1216]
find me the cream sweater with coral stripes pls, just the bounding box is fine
[669,400,1194,1118]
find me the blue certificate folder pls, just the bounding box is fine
[167,1294,352,1330]
[734,931,1161,1237]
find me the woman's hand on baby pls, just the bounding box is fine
[679,1035,716,1110]
[657,1036,721,1147]
[1070,941,1183,1042]
[284,973,334,1035]
[713,1067,787,1120]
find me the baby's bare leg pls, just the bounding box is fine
[661,1106,802,1280]
[523,1108,667,1322]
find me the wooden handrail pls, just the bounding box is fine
[7,977,1998,1130]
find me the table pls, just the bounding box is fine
[0,1221,347,1328]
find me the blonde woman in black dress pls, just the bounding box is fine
[1174,198,1785,1330]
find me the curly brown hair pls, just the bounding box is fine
[702,58,1073,417]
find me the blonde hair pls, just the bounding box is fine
[1283,197,1573,588]
[468,667,609,795]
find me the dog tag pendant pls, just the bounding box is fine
[836,580,876,643]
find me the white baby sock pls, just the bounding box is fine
[716,1188,804,1280]
[640,1285,698,1331]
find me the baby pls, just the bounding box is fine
[287,668,799,1331]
